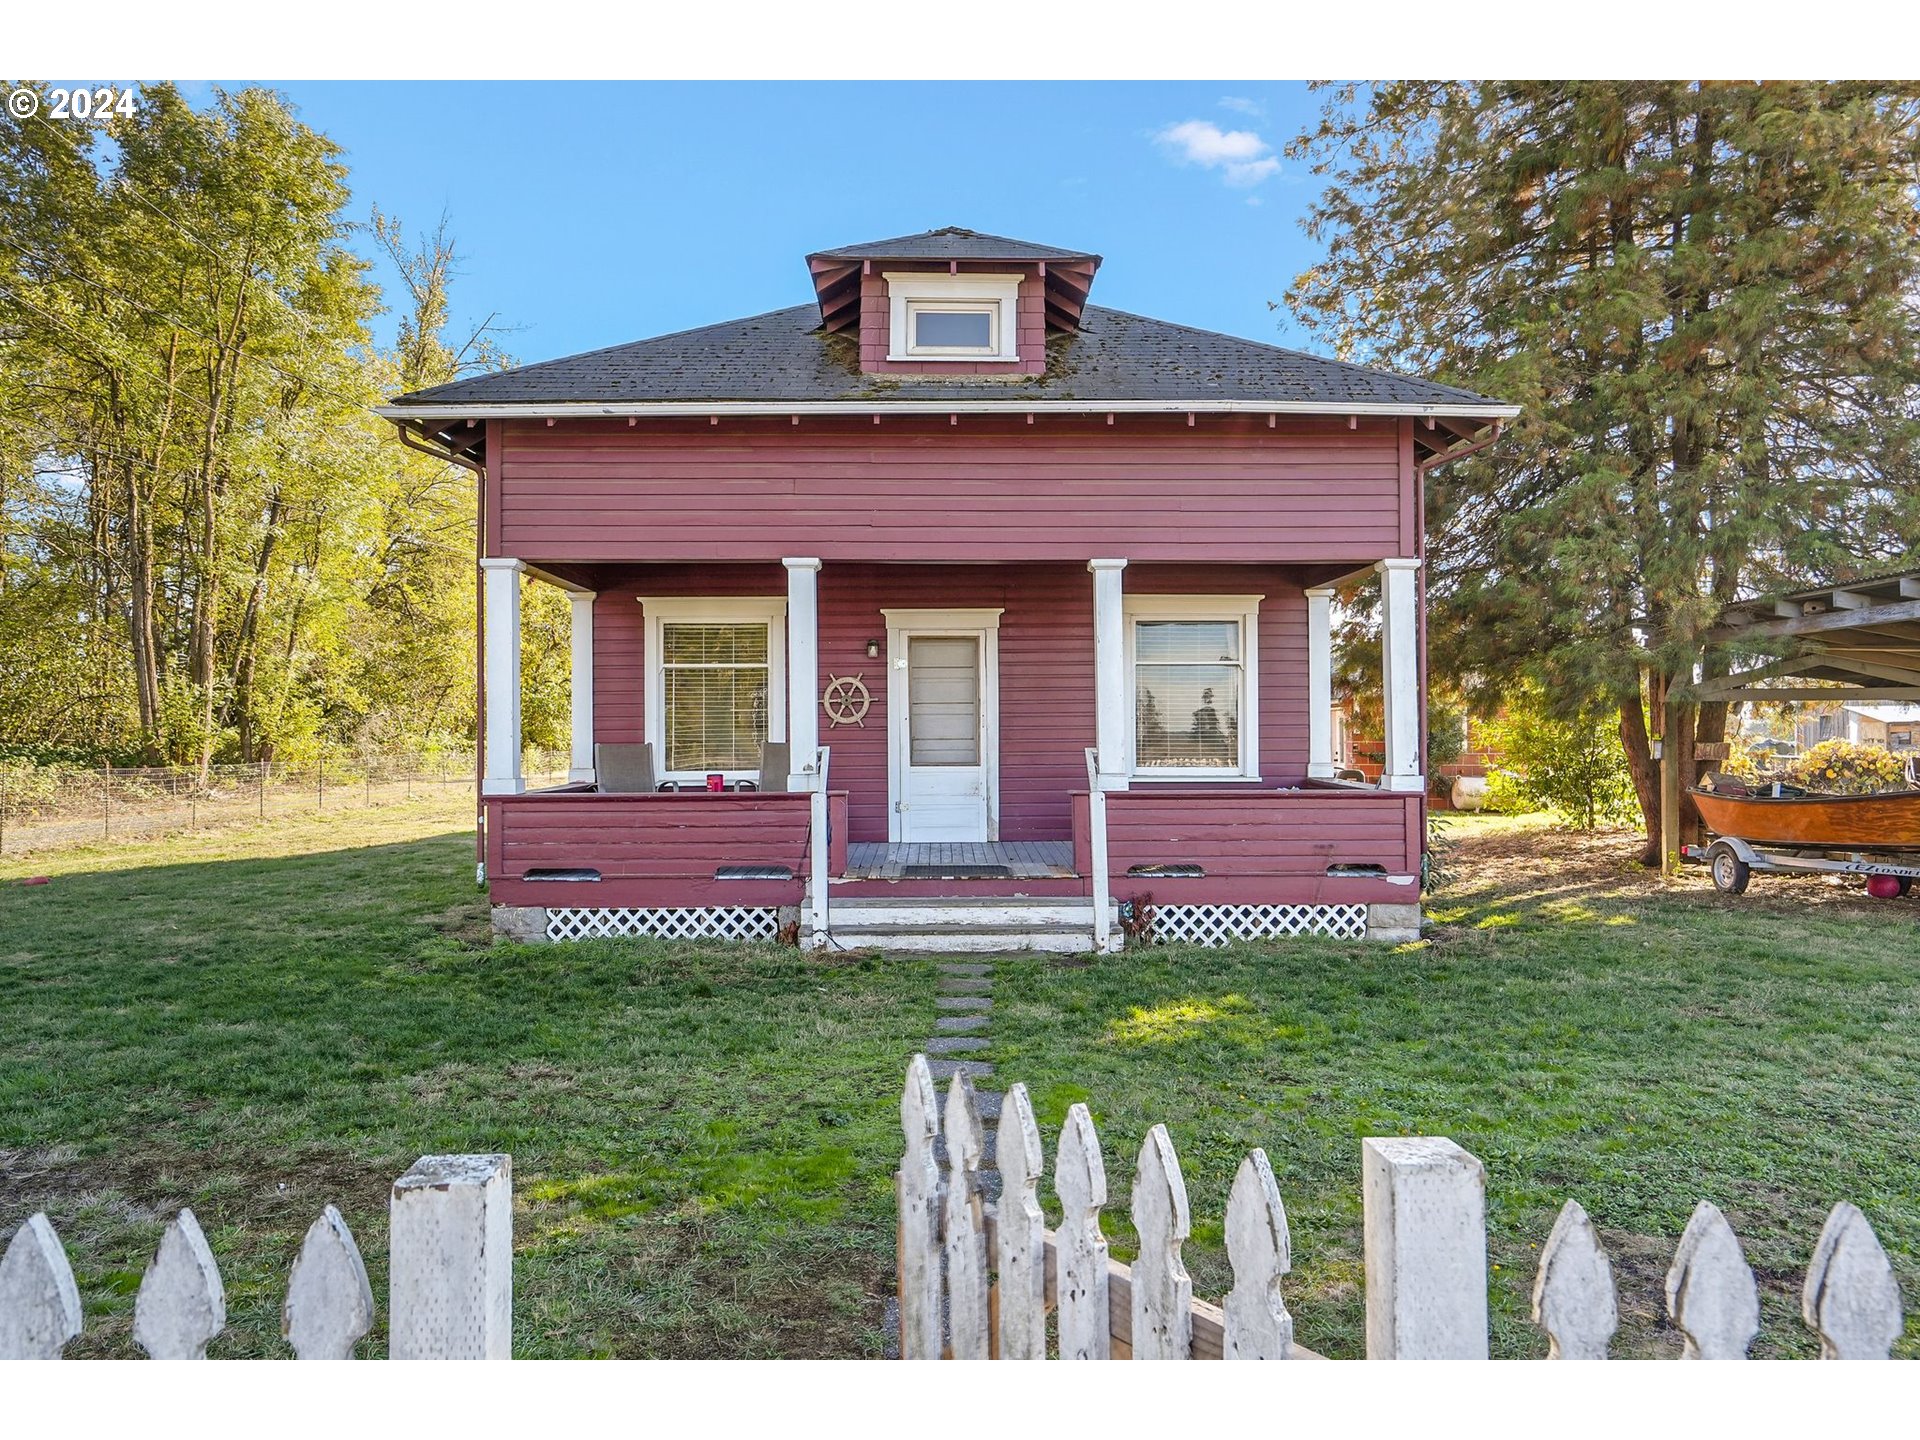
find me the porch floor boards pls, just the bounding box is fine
[844,840,1077,880]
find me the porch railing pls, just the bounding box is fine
[1084,747,1112,953]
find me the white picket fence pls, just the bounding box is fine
[0,1153,513,1360]
[897,1056,1906,1360]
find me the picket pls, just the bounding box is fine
[897,1052,944,1361]
[0,1213,83,1359]
[284,1204,375,1360]
[1054,1101,1112,1360]
[1531,1200,1618,1360]
[1222,1149,1292,1360]
[132,1209,226,1360]
[1130,1124,1194,1360]
[943,1073,991,1359]
[1666,1201,1760,1360]
[995,1082,1048,1361]
[1802,1202,1902,1360]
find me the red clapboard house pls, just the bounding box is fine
[379,227,1515,951]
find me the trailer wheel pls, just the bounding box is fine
[1901,878,1914,898]
[1709,846,1751,896]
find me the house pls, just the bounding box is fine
[1796,702,1920,753]
[378,227,1517,950]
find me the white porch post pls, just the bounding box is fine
[784,558,822,790]
[568,591,597,783]
[1378,558,1424,793]
[1306,586,1336,779]
[480,558,525,796]
[1089,559,1129,791]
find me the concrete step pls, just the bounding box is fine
[827,899,1112,930]
[845,930,1097,954]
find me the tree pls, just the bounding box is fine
[1287,82,1920,863]
[0,85,532,770]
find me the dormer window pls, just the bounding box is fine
[886,272,1021,363]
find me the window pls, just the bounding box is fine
[907,302,996,355]
[1123,596,1263,779]
[638,597,787,781]
[661,623,768,772]
[885,272,1021,363]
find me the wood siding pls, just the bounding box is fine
[587,561,1312,846]
[485,789,847,908]
[494,415,1409,563]
[1073,787,1423,906]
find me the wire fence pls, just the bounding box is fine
[0,749,570,857]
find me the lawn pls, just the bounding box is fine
[0,796,929,1357]
[3,804,1915,1358]
[992,813,1920,1358]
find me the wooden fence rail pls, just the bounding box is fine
[897,1056,1905,1360]
[1,1153,512,1360]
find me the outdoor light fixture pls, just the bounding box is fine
[866,639,880,658]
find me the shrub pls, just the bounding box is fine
[1480,693,1638,830]
[1788,739,1907,795]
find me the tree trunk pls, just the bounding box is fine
[231,487,283,760]
[1619,677,1661,866]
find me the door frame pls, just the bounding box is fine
[882,607,1003,844]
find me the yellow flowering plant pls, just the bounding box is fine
[1786,739,1907,795]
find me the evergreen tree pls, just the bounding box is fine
[1287,82,1920,861]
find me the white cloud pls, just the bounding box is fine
[1219,95,1266,118]
[1153,119,1280,188]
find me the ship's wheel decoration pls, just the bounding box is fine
[822,674,872,728]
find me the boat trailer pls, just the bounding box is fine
[1682,836,1920,897]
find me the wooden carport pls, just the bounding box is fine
[1659,566,1920,868]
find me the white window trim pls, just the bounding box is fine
[883,271,1022,364]
[1122,594,1264,782]
[637,596,787,784]
[881,607,1004,844]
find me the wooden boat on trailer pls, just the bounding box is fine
[1686,778,1920,896]
[1691,783,1920,852]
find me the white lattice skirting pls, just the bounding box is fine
[1149,902,1369,946]
[545,906,782,942]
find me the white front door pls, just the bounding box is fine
[886,612,1000,843]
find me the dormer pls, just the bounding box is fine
[806,227,1101,377]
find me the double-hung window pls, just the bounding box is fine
[639,597,787,783]
[1123,596,1262,779]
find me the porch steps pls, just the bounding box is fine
[815,897,1118,954]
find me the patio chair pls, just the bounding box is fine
[594,742,659,793]
[757,741,791,793]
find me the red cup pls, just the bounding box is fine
[706,773,724,792]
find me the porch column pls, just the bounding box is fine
[480,558,526,796]
[568,591,597,783]
[1306,586,1336,778]
[784,558,822,790]
[1378,558,1424,793]
[1090,558,1129,791]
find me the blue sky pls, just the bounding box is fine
[253,82,1335,366]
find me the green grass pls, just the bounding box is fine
[991,814,1920,1358]
[0,796,928,1357]
[5,805,1915,1358]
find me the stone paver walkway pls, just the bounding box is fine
[884,956,1005,1358]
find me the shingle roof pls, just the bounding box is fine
[390,303,1509,411]
[808,226,1098,263]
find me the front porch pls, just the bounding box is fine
[477,554,1431,948]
